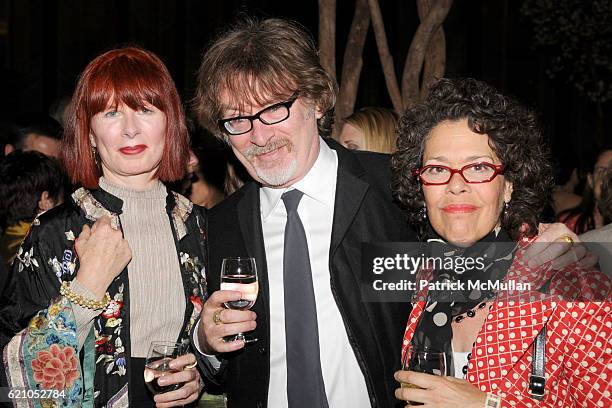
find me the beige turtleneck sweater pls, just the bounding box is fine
[71,177,185,357]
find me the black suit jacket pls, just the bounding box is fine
[204,140,416,407]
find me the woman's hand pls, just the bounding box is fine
[154,353,204,407]
[394,370,487,408]
[75,216,132,299]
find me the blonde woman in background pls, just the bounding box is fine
[339,106,398,153]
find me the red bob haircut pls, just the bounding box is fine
[62,46,189,189]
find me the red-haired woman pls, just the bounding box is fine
[0,47,206,407]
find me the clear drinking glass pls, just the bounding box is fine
[401,347,447,405]
[143,341,188,395]
[220,257,259,343]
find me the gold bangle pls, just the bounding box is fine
[60,281,111,310]
[559,234,574,244]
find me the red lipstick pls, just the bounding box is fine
[119,145,147,155]
[441,204,478,213]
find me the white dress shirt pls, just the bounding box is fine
[260,139,371,407]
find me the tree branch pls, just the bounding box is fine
[368,0,403,113]
[402,0,453,109]
[333,0,370,139]
[417,0,446,100]
[318,0,337,80]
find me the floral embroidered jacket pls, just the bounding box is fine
[0,186,208,407]
[402,238,611,407]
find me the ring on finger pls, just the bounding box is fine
[559,234,574,244]
[213,308,224,325]
[184,361,197,369]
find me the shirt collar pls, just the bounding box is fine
[260,137,337,220]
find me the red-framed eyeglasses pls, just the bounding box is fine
[412,162,505,185]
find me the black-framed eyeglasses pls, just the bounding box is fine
[218,96,298,136]
[412,162,505,185]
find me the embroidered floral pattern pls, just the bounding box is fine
[16,246,39,272]
[48,257,62,279]
[190,295,203,314]
[31,344,79,390]
[95,284,127,377]
[101,299,123,319]
[72,188,120,229]
[180,252,206,296]
[180,252,207,334]
[171,192,193,240]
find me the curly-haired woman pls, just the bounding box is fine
[391,78,610,407]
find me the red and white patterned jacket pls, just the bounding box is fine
[402,239,612,407]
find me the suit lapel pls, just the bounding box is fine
[329,149,369,257]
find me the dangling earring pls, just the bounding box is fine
[503,202,509,217]
[91,145,100,168]
[420,205,427,221]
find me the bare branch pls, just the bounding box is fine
[417,0,446,99]
[333,0,370,139]
[403,0,453,109]
[318,0,337,80]
[368,0,403,113]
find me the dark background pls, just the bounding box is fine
[0,0,609,180]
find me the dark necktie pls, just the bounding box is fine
[282,189,329,408]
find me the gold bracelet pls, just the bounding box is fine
[60,281,111,310]
[485,393,501,408]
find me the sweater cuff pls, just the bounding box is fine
[69,279,105,349]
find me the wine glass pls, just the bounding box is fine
[220,257,259,343]
[401,347,447,405]
[143,341,188,395]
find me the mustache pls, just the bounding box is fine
[245,138,292,159]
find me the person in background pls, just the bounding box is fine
[0,46,206,407]
[559,146,612,234]
[0,150,65,268]
[581,168,612,275]
[339,106,398,153]
[392,78,610,407]
[3,115,62,158]
[551,166,582,214]
[173,126,232,209]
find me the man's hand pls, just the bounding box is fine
[523,222,598,270]
[197,290,257,354]
[75,216,132,299]
[153,353,203,407]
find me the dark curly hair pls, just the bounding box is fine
[0,150,66,228]
[391,78,554,241]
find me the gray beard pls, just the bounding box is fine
[254,158,298,187]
